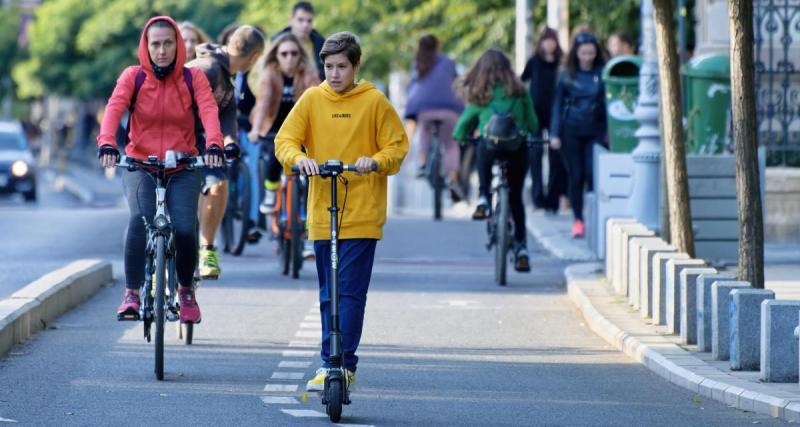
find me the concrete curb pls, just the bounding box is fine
[0,259,113,357]
[525,211,596,261]
[55,173,94,205]
[565,262,800,423]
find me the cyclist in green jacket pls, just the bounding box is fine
[453,48,538,272]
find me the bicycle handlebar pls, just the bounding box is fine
[290,160,377,177]
[116,151,206,171]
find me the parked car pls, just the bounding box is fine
[0,121,37,202]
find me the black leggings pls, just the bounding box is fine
[262,137,282,184]
[559,132,601,221]
[123,169,201,290]
[477,141,529,243]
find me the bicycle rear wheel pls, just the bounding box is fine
[226,160,251,256]
[290,177,304,279]
[495,187,510,286]
[154,235,166,380]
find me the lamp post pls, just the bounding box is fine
[627,0,661,231]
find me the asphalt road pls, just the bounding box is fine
[0,213,786,426]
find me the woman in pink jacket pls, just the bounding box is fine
[96,16,224,324]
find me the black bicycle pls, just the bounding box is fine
[292,160,375,423]
[116,151,206,380]
[486,159,512,286]
[423,120,446,220]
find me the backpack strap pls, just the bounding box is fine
[124,67,147,145]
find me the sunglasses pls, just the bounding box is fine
[574,32,597,45]
[280,50,300,58]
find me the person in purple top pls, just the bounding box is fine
[405,34,465,201]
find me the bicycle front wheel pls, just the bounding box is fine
[154,234,166,380]
[495,187,510,286]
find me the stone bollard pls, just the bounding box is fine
[606,218,637,281]
[628,237,664,310]
[711,281,751,361]
[696,273,736,352]
[760,300,800,382]
[609,220,641,288]
[639,242,676,319]
[665,259,707,334]
[730,288,775,370]
[679,267,717,344]
[615,224,652,296]
[652,252,691,325]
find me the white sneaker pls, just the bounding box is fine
[303,241,315,260]
[259,189,277,214]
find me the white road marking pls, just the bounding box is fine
[295,330,320,338]
[0,417,17,423]
[279,360,312,368]
[260,396,298,405]
[264,384,298,392]
[335,424,376,427]
[304,314,320,321]
[447,300,478,307]
[282,350,315,357]
[288,340,317,348]
[281,409,327,418]
[299,322,318,329]
[271,372,304,380]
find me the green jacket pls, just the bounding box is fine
[452,84,539,142]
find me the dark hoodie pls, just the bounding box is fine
[187,43,237,141]
[97,16,222,158]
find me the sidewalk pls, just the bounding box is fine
[42,161,124,207]
[526,213,800,423]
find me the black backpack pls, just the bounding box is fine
[483,97,523,152]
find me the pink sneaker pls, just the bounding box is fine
[117,290,140,321]
[179,287,202,324]
[571,220,585,238]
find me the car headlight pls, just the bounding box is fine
[11,160,29,177]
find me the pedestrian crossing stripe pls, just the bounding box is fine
[260,396,298,405]
[264,384,298,392]
[281,409,326,418]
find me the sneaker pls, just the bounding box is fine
[571,220,585,239]
[199,246,221,279]
[116,290,140,320]
[259,189,277,214]
[415,165,427,179]
[513,243,531,272]
[472,196,490,221]
[178,287,202,323]
[449,182,465,203]
[302,241,315,261]
[247,227,263,244]
[306,367,356,392]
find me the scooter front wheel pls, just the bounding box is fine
[325,378,343,422]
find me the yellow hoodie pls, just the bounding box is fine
[275,80,409,240]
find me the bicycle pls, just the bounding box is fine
[221,153,251,256]
[486,158,513,287]
[274,172,308,279]
[291,160,374,423]
[422,120,446,220]
[115,150,206,380]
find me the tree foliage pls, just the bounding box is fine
[12,0,643,99]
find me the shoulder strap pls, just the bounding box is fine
[124,67,147,144]
[183,67,195,100]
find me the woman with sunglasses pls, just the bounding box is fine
[249,32,320,214]
[550,31,607,238]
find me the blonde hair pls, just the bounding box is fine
[179,21,210,45]
[227,25,266,57]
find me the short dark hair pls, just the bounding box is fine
[320,32,361,65]
[293,2,314,15]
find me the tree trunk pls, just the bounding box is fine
[728,0,764,288]
[653,0,695,257]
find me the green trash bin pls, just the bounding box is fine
[681,53,731,154]
[602,55,643,153]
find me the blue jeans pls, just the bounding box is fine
[238,130,262,224]
[314,239,377,372]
